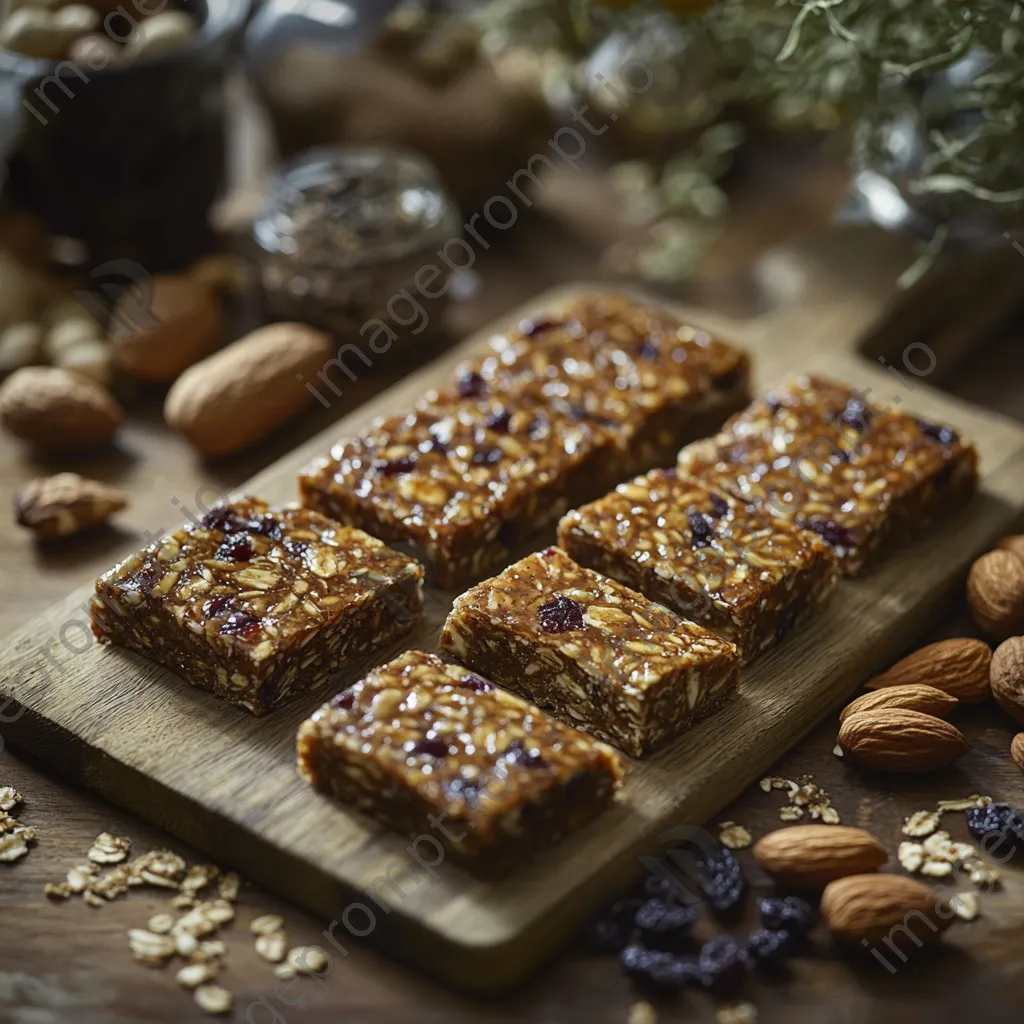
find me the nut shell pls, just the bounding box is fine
[967,550,1024,642]
[0,366,123,450]
[991,636,1024,726]
[821,874,952,945]
[112,275,222,382]
[164,322,334,457]
[752,825,887,887]
[865,637,991,703]
[839,684,958,723]
[837,708,967,772]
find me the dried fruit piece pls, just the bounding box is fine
[965,803,1024,853]
[745,929,793,970]
[840,685,958,723]
[837,709,968,772]
[820,874,953,946]
[634,898,696,952]
[694,843,747,918]
[14,474,126,541]
[582,897,643,954]
[967,550,1024,642]
[698,936,748,997]
[753,825,887,887]
[536,595,584,633]
[865,638,991,703]
[757,896,815,936]
[991,636,1024,725]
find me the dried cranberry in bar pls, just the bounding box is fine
[678,375,978,574]
[296,650,625,877]
[90,497,424,715]
[439,547,740,757]
[558,470,838,662]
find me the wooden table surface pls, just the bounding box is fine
[4,183,1024,1024]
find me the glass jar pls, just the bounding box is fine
[252,144,461,350]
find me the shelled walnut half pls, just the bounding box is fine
[14,473,126,541]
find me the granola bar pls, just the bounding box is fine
[299,293,751,588]
[558,470,838,662]
[296,650,625,876]
[439,546,740,757]
[677,375,979,574]
[91,497,424,715]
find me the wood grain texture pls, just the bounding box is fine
[3,279,1024,995]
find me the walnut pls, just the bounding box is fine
[14,473,126,540]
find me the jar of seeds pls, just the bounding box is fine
[252,145,461,351]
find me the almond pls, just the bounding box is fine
[164,323,334,457]
[997,535,1024,563]
[753,825,887,887]
[821,874,953,946]
[865,637,991,703]
[14,473,126,540]
[967,550,1024,642]
[991,636,1024,725]
[839,684,958,723]
[112,275,222,382]
[1011,732,1024,771]
[0,366,122,450]
[837,709,967,772]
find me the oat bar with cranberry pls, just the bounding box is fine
[296,649,625,876]
[439,547,740,757]
[677,375,979,574]
[449,291,751,478]
[300,294,750,588]
[299,394,606,588]
[558,470,838,662]
[91,497,424,715]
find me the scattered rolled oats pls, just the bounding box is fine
[90,866,130,901]
[779,806,803,822]
[718,1004,758,1024]
[217,872,240,901]
[195,940,227,961]
[66,864,95,893]
[148,913,176,935]
[194,984,232,1016]
[200,899,235,926]
[177,962,218,989]
[0,786,22,811]
[628,1001,658,1024]
[88,832,131,865]
[172,893,198,910]
[83,891,104,907]
[284,945,328,974]
[902,811,940,838]
[44,882,71,899]
[0,832,30,862]
[128,929,177,965]
[718,822,752,850]
[180,864,219,895]
[132,849,187,888]
[251,914,285,936]
[953,891,980,921]
[255,931,287,964]
[175,932,200,958]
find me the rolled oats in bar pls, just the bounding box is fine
[300,293,751,588]
[439,546,740,757]
[91,497,424,715]
[296,649,625,877]
[558,469,838,662]
[678,375,979,574]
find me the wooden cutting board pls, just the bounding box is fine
[3,274,1024,994]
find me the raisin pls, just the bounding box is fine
[331,689,355,711]
[620,944,691,993]
[709,493,730,519]
[713,367,742,392]
[204,595,232,618]
[775,600,803,643]
[409,738,451,758]
[484,408,512,434]
[935,462,955,487]
[698,936,748,997]
[456,371,487,398]
[637,336,660,361]
[200,507,245,534]
[567,404,619,429]
[471,446,504,466]
[917,419,957,445]
[248,514,282,540]
[765,395,783,415]
[220,611,261,641]
[694,844,747,919]
[643,870,690,905]
[965,803,1024,853]
[458,672,492,693]
[758,895,815,936]
[501,739,548,769]
[582,897,643,954]
[538,595,584,633]
[745,929,793,971]
[375,456,418,477]
[282,536,309,557]
[634,898,696,952]
[838,397,872,432]
[214,533,254,562]
[688,509,715,549]
[800,518,857,551]
[445,777,479,805]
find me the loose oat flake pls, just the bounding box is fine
[902,810,940,838]
[0,832,30,863]
[255,931,288,964]
[718,822,752,850]
[217,872,240,902]
[194,984,232,1016]
[0,786,22,812]
[88,832,131,865]
[177,962,218,989]
[937,795,992,813]
[284,946,328,974]
[251,914,285,936]
[628,1001,658,1024]
[954,891,980,921]
[128,929,176,966]
[148,913,175,935]
[718,1004,758,1024]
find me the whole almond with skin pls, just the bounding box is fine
[821,874,953,946]
[112,275,222,382]
[0,366,122,450]
[752,825,887,887]
[967,550,1024,642]
[1011,732,1024,770]
[837,708,967,772]
[165,323,334,457]
[865,637,991,703]
[839,684,958,723]
[990,636,1024,725]
[997,535,1024,563]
